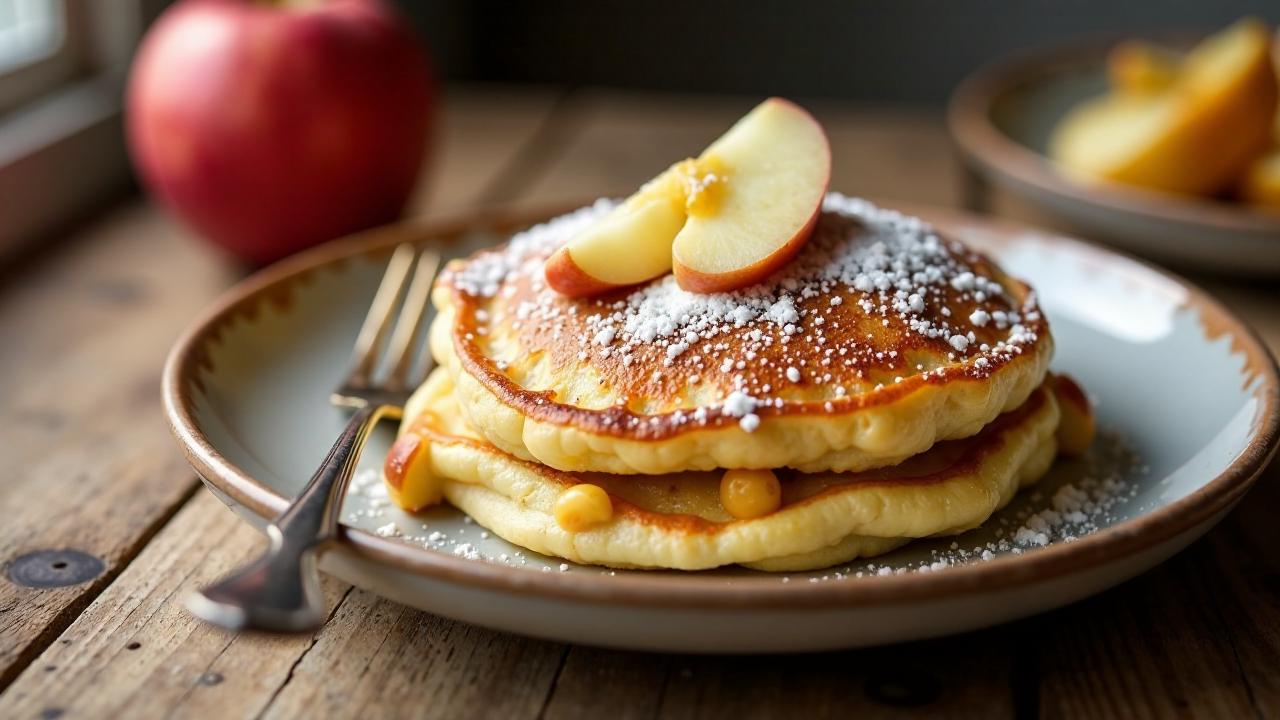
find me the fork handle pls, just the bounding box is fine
[186,404,389,632]
[277,404,384,545]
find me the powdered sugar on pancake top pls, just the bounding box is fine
[454,200,611,298]
[450,194,1043,431]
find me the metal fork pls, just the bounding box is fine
[186,244,441,633]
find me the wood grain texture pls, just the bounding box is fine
[0,492,349,720]
[1,492,564,720]
[1031,545,1260,718]
[258,591,566,719]
[1203,462,1280,716]
[1,87,1278,720]
[543,632,1017,720]
[0,204,235,686]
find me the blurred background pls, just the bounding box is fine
[2,0,1279,262]
[408,0,1280,103]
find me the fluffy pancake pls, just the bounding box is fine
[429,194,1052,475]
[384,369,1061,572]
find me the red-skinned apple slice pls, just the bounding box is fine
[544,98,831,297]
[543,172,685,297]
[672,99,831,293]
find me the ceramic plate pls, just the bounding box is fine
[163,203,1279,653]
[948,36,1280,277]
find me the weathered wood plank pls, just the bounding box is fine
[257,592,566,719]
[1,486,565,720]
[0,204,234,686]
[1032,546,1257,718]
[1202,463,1280,716]
[544,631,1016,720]
[0,492,564,720]
[0,492,348,720]
[542,647,669,720]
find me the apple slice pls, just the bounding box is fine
[544,171,685,297]
[1050,19,1278,196]
[544,98,831,297]
[672,99,831,293]
[1107,40,1182,95]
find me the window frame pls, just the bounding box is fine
[0,0,161,263]
[0,0,90,115]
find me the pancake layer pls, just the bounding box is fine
[385,369,1061,572]
[431,194,1052,475]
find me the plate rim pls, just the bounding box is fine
[162,200,1280,610]
[946,32,1280,235]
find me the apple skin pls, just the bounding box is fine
[544,247,631,298]
[126,0,434,264]
[672,98,831,294]
[671,189,824,294]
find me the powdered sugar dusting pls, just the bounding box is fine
[448,194,1045,431]
[453,200,611,297]
[786,429,1145,581]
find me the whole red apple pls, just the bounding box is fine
[127,0,434,264]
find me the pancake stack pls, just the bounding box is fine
[382,194,1087,571]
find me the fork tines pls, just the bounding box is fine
[332,244,441,406]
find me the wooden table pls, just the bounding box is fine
[1,88,1277,719]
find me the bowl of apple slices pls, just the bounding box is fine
[949,18,1280,277]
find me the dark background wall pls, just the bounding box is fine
[400,0,1280,105]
